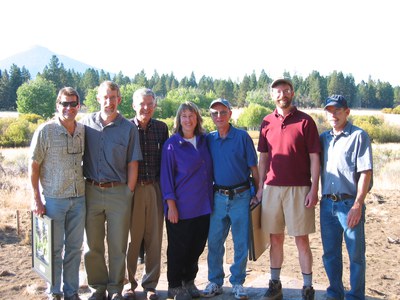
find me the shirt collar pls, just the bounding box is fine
[215,124,235,140]
[133,117,153,130]
[95,112,123,126]
[329,121,352,137]
[274,106,297,118]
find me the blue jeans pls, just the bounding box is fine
[320,197,366,300]
[207,189,250,286]
[44,196,86,297]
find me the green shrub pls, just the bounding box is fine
[381,105,400,114]
[392,105,400,114]
[310,113,331,135]
[203,116,216,133]
[4,120,30,147]
[352,115,400,143]
[0,115,42,147]
[19,113,45,124]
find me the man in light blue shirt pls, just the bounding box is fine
[320,95,373,300]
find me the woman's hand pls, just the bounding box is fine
[166,199,179,223]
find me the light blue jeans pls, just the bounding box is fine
[320,196,366,300]
[44,196,86,297]
[207,189,250,286]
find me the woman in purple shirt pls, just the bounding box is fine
[161,101,213,300]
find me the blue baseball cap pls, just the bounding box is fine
[209,98,231,110]
[324,95,348,109]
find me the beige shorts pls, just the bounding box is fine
[261,185,315,236]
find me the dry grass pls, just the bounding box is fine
[0,147,31,239]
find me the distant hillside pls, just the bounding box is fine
[0,45,99,76]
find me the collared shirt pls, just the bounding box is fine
[81,112,142,183]
[160,133,213,220]
[207,124,258,187]
[29,118,85,198]
[320,122,373,196]
[131,117,169,182]
[258,107,321,186]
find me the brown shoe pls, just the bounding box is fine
[122,288,136,300]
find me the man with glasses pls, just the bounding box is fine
[202,98,259,300]
[29,87,85,300]
[81,81,142,300]
[123,88,169,300]
[256,78,320,300]
[320,95,372,300]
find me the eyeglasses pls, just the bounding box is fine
[272,89,292,95]
[67,135,83,154]
[210,110,229,117]
[59,101,79,108]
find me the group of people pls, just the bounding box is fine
[29,78,373,300]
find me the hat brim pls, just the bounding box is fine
[324,101,346,109]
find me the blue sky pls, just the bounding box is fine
[2,0,400,86]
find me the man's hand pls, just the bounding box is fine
[347,201,362,228]
[304,191,318,208]
[32,198,45,217]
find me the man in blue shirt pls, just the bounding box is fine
[202,98,259,300]
[320,95,373,300]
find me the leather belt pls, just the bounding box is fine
[139,180,157,186]
[86,178,124,188]
[323,193,354,202]
[215,186,250,199]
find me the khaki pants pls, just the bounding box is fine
[126,182,164,290]
[84,183,133,295]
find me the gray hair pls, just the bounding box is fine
[132,88,156,104]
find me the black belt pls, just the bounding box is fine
[86,178,124,188]
[323,193,354,202]
[214,186,250,200]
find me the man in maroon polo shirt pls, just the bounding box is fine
[256,78,321,300]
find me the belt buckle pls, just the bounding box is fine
[331,193,338,202]
[98,182,109,188]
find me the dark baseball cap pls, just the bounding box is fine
[324,95,348,109]
[270,78,293,90]
[209,98,231,110]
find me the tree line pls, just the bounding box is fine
[1,55,400,114]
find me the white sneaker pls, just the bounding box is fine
[232,284,248,300]
[201,282,223,298]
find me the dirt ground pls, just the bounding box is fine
[0,190,399,300]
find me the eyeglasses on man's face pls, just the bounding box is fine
[210,110,229,117]
[59,101,79,108]
[272,88,292,95]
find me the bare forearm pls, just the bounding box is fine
[356,170,372,205]
[127,161,139,192]
[309,153,320,194]
[29,159,45,215]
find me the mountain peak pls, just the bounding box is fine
[0,45,98,76]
